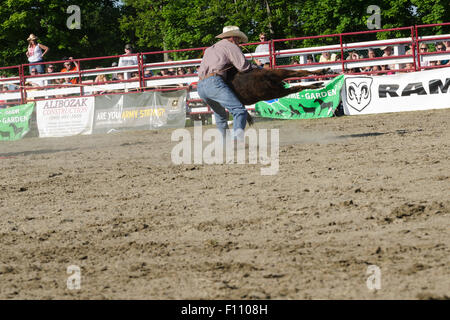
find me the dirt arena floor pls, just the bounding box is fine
[0,108,449,300]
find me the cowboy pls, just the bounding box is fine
[197,26,254,141]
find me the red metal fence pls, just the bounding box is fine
[1,23,449,114]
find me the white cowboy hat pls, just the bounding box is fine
[216,26,248,43]
[380,46,392,50]
[27,34,38,41]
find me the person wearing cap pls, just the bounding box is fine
[25,34,49,75]
[118,44,138,80]
[197,26,254,141]
[59,57,79,84]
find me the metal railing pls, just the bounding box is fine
[1,23,449,115]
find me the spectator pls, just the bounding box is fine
[404,62,415,72]
[319,51,337,63]
[118,44,138,79]
[28,68,45,87]
[362,49,376,72]
[380,64,394,75]
[186,66,196,74]
[435,42,449,65]
[306,55,314,64]
[94,68,107,84]
[418,43,430,69]
[144,69,153,78]
[111,61,119,80]
[25,34,49,75]
[166,58,176,75]
[367,48,376,59]
[371,65,381,75]
[0,83,7,109]
[177,67,186,75]
[381,46,396,71]
[346,51,361,73]
[444,40,450,65]
[43,64,57,86]
[254,32,271,69]
[346,51,360,61]
[59,57,79,84]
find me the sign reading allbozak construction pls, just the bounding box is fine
[36,96,95,137]
[255,75,344,119]
[0,103,34,141]
[343,67,450,115]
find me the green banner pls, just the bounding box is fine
[255,75,344,119]
[0,103,34,141]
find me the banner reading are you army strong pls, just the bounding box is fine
[255,75,344,119]
[0,103,34,141]
[93,90,186,134]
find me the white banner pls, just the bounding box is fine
[343,67,450,115]
[36,96,95,137]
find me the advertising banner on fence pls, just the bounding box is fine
[255,75,344,119]
[0,103,34,141]
[343,67,450,115]
[36,97,95,137]
[93,90,186,134]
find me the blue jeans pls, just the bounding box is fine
[197,75,247,140]
[29,60,44,74]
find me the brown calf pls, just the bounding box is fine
[227,67,329,105]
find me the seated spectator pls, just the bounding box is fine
[381,46,396,71]
[346,51,361,73]
[118,44,138,79]
[367,48,376,59]
[435,42,449,65]
[346,51,360,61]
[144,69,153,78]
[177,67,186,76]
[43,64,57,86]
[404,62,415,72]
[0,84,7,109]
[319,51,337,63]
[444,40,450,65]
[361,49,377,72]
[167,58,176,75]
[306,55,314,64]
[380,64,394,75]
[419,44,430,69]
[371,65,381,75]
[27,68,45,87]
[111,61,119,80]
[186,66,196,75]
[157,69,171,77]
[59,57,79,84]
[94,69,107,84]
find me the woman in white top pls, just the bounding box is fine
[25,34,49,74]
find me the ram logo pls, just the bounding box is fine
[345,77,373,112]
